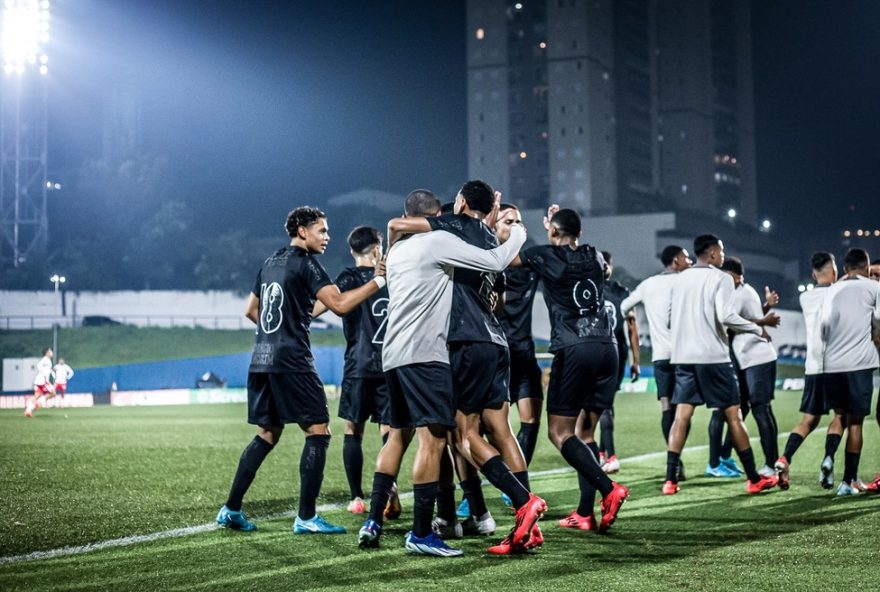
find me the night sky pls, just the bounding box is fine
[45,1,879,241]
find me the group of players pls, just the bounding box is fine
[23,347,74,418]
[215,179,880,557]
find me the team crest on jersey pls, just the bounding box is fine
[260,282,284,334]
[572,279,600,315]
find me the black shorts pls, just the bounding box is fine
[546,341,618,417]
[800,374,829,416]
[508,341,544,402]
[824,369,875,416]
[743,361,777,406]
[338,376,390,425]
[654,360,675,400]
[247,371,329,428]
[615,340,628,390]
[386,363,456,429]
[449,342,510,414]
[672,363,741,410]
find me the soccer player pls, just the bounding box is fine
[511,205,629,533]
[819,248,880,495]
[52,357,75,405]
[663,234,778,495]
[384,181,547,555]
[774,252,845,490]
[496,205,544,469]
[621,245,692,479]
[24,347,54,418]
[597,250,641,474]
[216,206,385,535]
[868,258,880,492]
[358,188,530,556]
[720,257,781,475]
[333,226,391,515]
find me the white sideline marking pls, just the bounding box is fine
[0,430,813,566]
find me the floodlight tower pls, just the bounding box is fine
[1,0,50,267]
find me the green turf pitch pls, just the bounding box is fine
[1,391,878,591]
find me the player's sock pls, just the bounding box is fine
[783,433,805,464]
[666,451,681,483]
[297,434,330,520]
[660,399,675,442]
[516,422,540,466]
[736,447,761,483]
[707,410,724,467]
[343,434,365,500]
[514,470,530,492]
[480,455,530,509]
[843,451,860,484]
[599,410,615,457]
[367,472,396,526]
[436,484,457,523]
[412,482,439,537]
[225,435,274,511]
[560,436,613,497]
[460,476,488,517]
[576,443,601,514]
[824,433,842,460]
[752,404,779,467]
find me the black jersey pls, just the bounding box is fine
[500,267,540,347]
[336,266,388,379]
[603,280,630,346]
[248,245,332,373]
[520,244,614,352]
[427,213,508,346]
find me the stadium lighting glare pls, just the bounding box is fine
[1,0,50,76]
[726,208,737,219]
[761,219,771,230]
[797,284,806,293]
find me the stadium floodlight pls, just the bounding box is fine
[726,208,737,220]
[2,0,50,77]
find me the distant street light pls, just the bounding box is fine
[49,273,65,356]
[727,208,737,220]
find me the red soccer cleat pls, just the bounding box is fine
[487,533,524,555]
[774,457,790,491]
[746,474,778,494]
[599,482,629,533]
[866,475,880,493]
[662,480,680,495]
[558,510,597,531]
[510,493,547,547]
[524,524,544,549]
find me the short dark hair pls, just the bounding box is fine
[720,256,743,276]
[348,226,382,255]
[459,180,495,215]
[693,234,720,257]
[440,202,455,215]
[43,347,52,355]
[811,251,834,272]
[285,206,325,238]
[843,248,869,270]
[404,189,441,217]
[660,245,684,267]
[601,250,613,265]
[500,202,518,211]
[550,208,581,237]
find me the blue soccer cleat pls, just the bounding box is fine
[216,505,256,531]
[719,456,743,475]
[358,518,382,548]
[293,514,347,534]
[404,531,463,557]
[500,492,513,507]
[704,463,740,478]
[456,498,470,519]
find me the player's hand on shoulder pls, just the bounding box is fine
[543,204,560,230]
[374,257,387,278]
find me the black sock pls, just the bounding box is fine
[720,426,734,460]
[599,409,615,456]
[297,434,330,520]
[436,484,457,523]
[576,442,600,514]
[460,476,488,517]
[843,451,860,484]
[666,450,681,483]
[480,455,530,509]
[343,434,364,499]
[736,447,760,483]
[516,422,540,466]
[783,433,805,464]
[225,436,274,511]
[514,470,531,493]
[752,404,779,467]
[560,436,613,497]
[412,482,438,537]
[661,407,675,443]
[367,472,396,525]
[708,410,724,468]
[825,433,842,459]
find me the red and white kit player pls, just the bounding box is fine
[25,347,55,418]
[53,357,75,400]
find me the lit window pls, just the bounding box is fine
[476,28,485,40]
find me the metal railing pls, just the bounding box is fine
[0,315,250,330]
